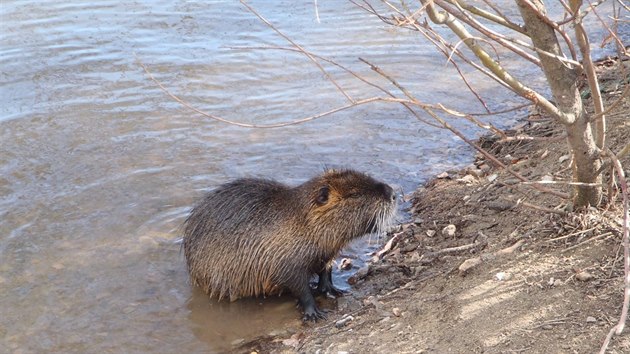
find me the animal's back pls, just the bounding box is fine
[183,178,295,300]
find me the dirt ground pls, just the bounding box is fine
[242,57,630,354]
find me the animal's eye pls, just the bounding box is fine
[316,186,329,205]
[346,190,360,198]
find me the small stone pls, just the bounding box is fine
[442,224,456,237]
[457,175,476,184]
[335,315,354,328]
[426,230,436,237]
[586,316,597,323]
[437,172,449,179]
[392,307,401,317]
[467,167,484,178]
[559,154,570,163]
[548,277,555,286]
[282,334,302,348]
[122,306,137,314]
[542,324,553,330]
[487,174,498,183]
[541,175,554,182]
[348,265,369,285]
[339,258,353,270]
[51,263,64,270]
[540,149,549,159]
[231,338,245,346]
[413,217,423,225]
[495,272,512,281]
[576,271,595,282]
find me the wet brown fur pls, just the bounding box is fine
[182,169,397,310]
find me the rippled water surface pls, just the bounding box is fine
[0,1,621,352]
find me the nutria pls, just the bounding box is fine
[183,169,397,320]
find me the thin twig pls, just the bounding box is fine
[518,0,578,61]
[358,55,569,199]
[545,227,597,243]
[227,45,443,128]
[605,149,629,336]
[421,0,578,125]
[570,0,606,149]
[506,197,568,215]
[135,53,402,128]
[562,232,613,253]
[239,0,353,103]
[586,0,629,55]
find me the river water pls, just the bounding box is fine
[0,1,621,353]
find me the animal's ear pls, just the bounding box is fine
[316,186,329,205]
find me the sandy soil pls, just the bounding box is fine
[242,57,630,354]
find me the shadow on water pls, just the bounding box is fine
[186,287,300,352]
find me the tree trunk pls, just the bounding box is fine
[516,0,602,208]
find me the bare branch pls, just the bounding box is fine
[599,149,629,353]
[518,0,579,61]
[570,0,606,149]
[439,1,582,67]
[135,53,403,128]
[228,45,443,128]
[421,0,577,124]
[445,0,526,34]
[558,0,615,25]
[615,0,630,12]
[437,0,543,66]
[587,0,629,57]
[358,53,569,198]
[239,0,354,103]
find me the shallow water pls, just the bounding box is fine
[0,1,621,352]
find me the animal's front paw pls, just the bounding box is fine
[302,305,328,322]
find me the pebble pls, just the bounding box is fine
[559,154,570,163]
[457,175,477,184]
[586,316,597,323]
[576,271,595,281]
[487,173,498,183]
[339,258,353,270]
[392,307,401,317]
[426,230,436,237]
[335,315,354,328]
[442,224,456,237]
[231,338,245,346]
[467,167,484,178]
[495,272,512,281]
[437,172,449,179]
[347,265,369,285]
